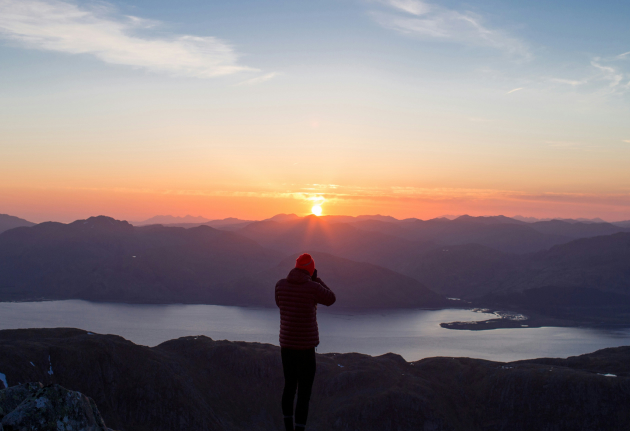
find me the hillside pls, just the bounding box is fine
[0,214,36,234]
[0,217,447,309]
[508,232,630,296]
[220,251,448,309]
[397,232,630,299]
[1,214,630,325]
[237,215,435,270]
[0,216,283,303]
[316,214,629,254]
[131,215,211,226]
[350,216,591,254]
[399,243,523,298]
[0,328,628,431]
[528,219,629,238]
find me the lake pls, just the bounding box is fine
[1,300,629,362]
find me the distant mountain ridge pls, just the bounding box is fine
[221,251,447,309]
[132,214,211,225]
[1,213,630,325]
[513,215,609,224]
[613,220,630,228]
[128,213,630,250]
[402,232,630,297]
[0,216,446,308]
[0,216,283,303]
[0,214,36,234]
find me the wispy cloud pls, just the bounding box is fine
[369,0,530,59]
[545,55,629,96]
[506,87,523,94]
[235,72,279,86]
[616,51,630,60]
[624,140,630,144]
[384,0,431,16]
[0,0,255,78]
[591,61,623,88]
[548,78,587,86]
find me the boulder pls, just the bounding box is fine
[0,383,112,431]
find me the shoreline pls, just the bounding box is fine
[3,298,630,332]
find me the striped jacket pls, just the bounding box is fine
[275,268,336,349]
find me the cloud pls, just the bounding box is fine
[616,51,630,60]
[624,140,630,144]
[545,56,629,96]
[369,0,530,59]
[235,72,278,86]
[548,78,587,86]
[591,61,623,88]
[0,0,255,78]
[506,87,523,94]
[383,0,431,16]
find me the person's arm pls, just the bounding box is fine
[313,278,336,306]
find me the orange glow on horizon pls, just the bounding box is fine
[1,185,629,223]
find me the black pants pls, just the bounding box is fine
[281,347,316,427]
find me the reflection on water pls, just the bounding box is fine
[0,300,628,362]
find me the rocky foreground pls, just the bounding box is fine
[0,381,115,431]
[0,329,628,431]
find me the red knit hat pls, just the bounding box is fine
[295,253,315,276]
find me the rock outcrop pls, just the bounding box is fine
[0,381,114,431]
[0,328,628,430]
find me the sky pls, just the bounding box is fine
[0,0,629,223]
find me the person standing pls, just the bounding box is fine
[275,253,336,431]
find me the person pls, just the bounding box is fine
[275,253,336,431]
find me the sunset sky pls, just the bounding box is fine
[1,0,629,223]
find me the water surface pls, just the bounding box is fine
[1,300,628,362]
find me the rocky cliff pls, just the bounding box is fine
[0,381,115,431]
[0,328,628,430]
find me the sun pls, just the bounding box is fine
[311,205,322,216]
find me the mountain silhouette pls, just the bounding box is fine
[613,219,630,228]
[512,232,630,296]
[1,214,629,324]
[0,214,35,234]
[237,215,435,270]
[0,216,282,303]
[398,232,630,298]
[156,217,254,230]
[0,216,444,308]
[360,216,571,254]
[132,214,211,226]
[528,219,629,238]
[398,243,522,298]
[220,251,448,309]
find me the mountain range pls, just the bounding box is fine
[1,328,628,431]
[512,215,610,224]
[0,214,35,234]
[1,213,630,325]
[131,214,213,225]
[0,216,282,303]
